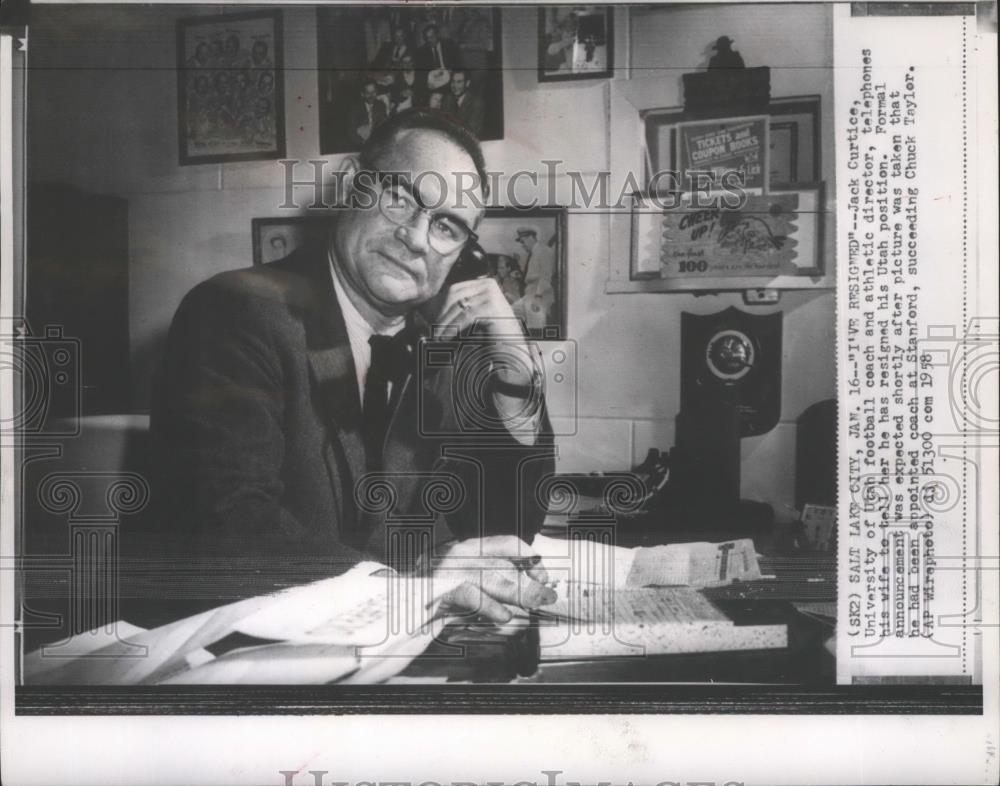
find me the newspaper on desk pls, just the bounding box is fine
[23,563,463,685]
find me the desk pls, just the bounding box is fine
[22,504,836,686]
[396,509,837,685]
[399,602,834,684]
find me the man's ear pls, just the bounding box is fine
[332,155,361,207]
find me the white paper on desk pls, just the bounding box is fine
[23,621,150,683]
[24,598,276,686]
[532,533,636,589]
[160,605,452,685]
[23,561,445,685]
[532,534,761,591]
[537,586,787,660]
[158,642,361,685]
[233,565,459,647]
[627,539,763,588]
[546,583,732,625]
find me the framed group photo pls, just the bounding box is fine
[538,6,614,82]
[176,10,285,164]
[317,6,504,154]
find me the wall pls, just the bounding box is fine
[27,3,835,513]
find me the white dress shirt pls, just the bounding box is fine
[329,253,405,404]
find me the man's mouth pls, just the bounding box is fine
[377,250,423,281]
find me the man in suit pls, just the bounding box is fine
[392,54,426,109]
[414,23,461,91]
[371,26,411,71]
[347,80,389,148]
[444,69,485,137]
[512,227,556,332]
[150,109,555,623]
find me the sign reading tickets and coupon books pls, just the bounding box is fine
[676,115,770,193]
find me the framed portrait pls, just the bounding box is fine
[317,7,504,154]
[538,6,614,82]
[176,10,285,165]
[251,216,333,265]
[477,207,567,340]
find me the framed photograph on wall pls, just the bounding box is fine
[251,216,333,265]
[176,10,285,165]
[538,6,614,82]
[317,7,504,154]
[477,207,567,339]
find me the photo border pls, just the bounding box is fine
[537,6,615,83]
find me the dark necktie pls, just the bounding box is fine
[363,331,415,469]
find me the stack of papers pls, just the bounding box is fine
[531,533,764,589]
[531,534,786,660]
[24,562,462,685]
[536,584,787,660]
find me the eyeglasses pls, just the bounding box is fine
[375,177,478,256]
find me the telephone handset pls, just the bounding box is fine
[442,241,490,287]
[421,241,490,329]
[429,241,540,400]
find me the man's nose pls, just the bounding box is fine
[395,212,431,253]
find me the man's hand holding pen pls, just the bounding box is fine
[423,536,557,623]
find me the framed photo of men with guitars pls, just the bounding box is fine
[317,6,504,153]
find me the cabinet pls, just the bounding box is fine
[27,182,130,415]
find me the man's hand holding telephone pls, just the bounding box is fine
[423,242,545,438]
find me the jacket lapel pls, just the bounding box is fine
[293,247,368,539]
[294,252,448,556]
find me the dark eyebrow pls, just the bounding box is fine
[389,175,476,236]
